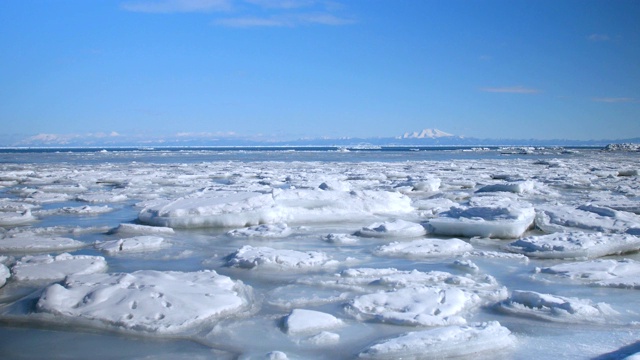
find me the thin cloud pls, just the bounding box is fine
[480,86,540,94]
[214,12,355,27]
[592,97,636,103]
[587,33,610,42]
[121,0,231,13]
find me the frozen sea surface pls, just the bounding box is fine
[1,146,640,359]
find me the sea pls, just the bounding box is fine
[0,145,639,359]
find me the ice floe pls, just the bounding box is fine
[95,236,170,255]
[282,309,343,335]
[0,210,37,226]
[109,223,175,236]
[505,232,640,259]
[226,245,338,270]
[298,267,507,303]
[0,234,85,253]
[427,201,535,238]
[36,270,253,334]
[355,219,426,238]
[358,321,515,359]
[227,223,292,238]
[476,179,535,194]
[11,253,107,281]
[34,205,113,217]
[346,286,480,326]
[321,233,359,245]
[0,263,10,287]
[535,204,640,234]
[138,189,413,229]
[496,290,618,323]
[539,259,640,289]
[374,238,473,258]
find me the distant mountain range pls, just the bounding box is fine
[3,128,639,148]
[400,128,454,139]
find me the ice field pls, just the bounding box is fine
[0,146,639,359]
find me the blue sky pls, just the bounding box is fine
[1,0,639,145]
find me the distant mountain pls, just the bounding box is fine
[399,128,455,139]
[3,128,639,148]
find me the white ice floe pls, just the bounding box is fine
[24,191,73,204]
[505,232,640,259]
[76,193,128,203]
[109,223,175,236]
[476,180,535,194]
[11,253,107,281]
[395,178,441,193]
[36,270,253,334]
[358,321,515,359]
[462,250,530,262]
[0,210,36,226]
[452,259,480,274]
[38,184,88,194]
[0,263,9,287]
[496,290,618,323]
[355,219,426,238]
[535,204,640,234]
[138,189,413,229]
[0,234,85,252]
[227,223,292,238]
[347,286,481,326]
[374,238,473,258]
[282,309,343,335]
[226,245,338,270]
[305,331,340,345]
[34,205,113,217]
[299,267,506,303]
[427,202,535,239]
[318,180,351,191]
[95,236,170,255]
[540,259,640,289]
[412,197,456,216]
[321,233,359,245]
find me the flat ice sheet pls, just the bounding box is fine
[539,259,640,288]
[11,253,107,281]
[358,321,515,359]
[427,201,535,239]
[138,189,413,229]
[36,270,253,334]
[496,290,618,323]
[0,234,85,253]
[95,236,170,255]
[355,219,426,238]
[505,232,640,259]
[374,238,473,258]
[347,286,479,326]
[226,245,338,270]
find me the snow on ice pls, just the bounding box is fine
[36,270,253,334]
[0,234,85,252]
[11,253,107,281]
[358,321,515,359]
[226,245,338,270]
[496,290,618,323]
[505,232,640,259]
[282,308,343,335]
[1,147,640,359]
[374,238,473,258]
[95,236,171,255]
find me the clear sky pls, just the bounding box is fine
[1,0,639,145]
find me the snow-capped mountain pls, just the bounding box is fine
[400,128,454,139]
